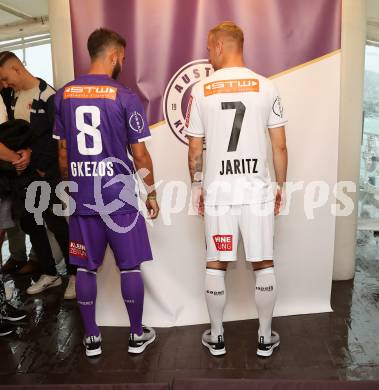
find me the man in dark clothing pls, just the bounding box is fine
[0,85,38,275]
[0,51,76,299]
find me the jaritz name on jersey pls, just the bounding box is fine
[219,158,258,175]
[70,161,114,177]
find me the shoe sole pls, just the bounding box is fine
[128,334,156,354]
[202,339,227,356]
[256,341,280,357]
[0,329,14,336]
[3,314,27,322]
[82,339,102,357]
[27,279,62,295]
[85,346,102,357]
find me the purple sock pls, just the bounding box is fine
[76,268,100,337]
[120,268,144,336]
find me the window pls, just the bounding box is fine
[0,34,53,86]
[358,44,379,226]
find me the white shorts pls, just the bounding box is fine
[204,202,274,262]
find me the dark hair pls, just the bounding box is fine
[87,28,126,59]
[0,51,19,67]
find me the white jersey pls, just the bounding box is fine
[185,66,287,205]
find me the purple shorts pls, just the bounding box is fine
[69,212,153,270]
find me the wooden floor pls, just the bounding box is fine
[0,257,378,385]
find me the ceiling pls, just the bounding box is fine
[0,0,49,42]
[0,1,377,43]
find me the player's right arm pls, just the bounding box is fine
[125,92,159,219]
[184,89,205,216]
[269,126,287,215]
[131,142,159,219]
[268,84,288,215]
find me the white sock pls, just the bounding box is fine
[205,268,226,338]
[254,267,277,343]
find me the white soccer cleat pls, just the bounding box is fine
[26,275,62,295]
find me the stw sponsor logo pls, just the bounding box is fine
[204,78,259,96]
[213,235,233,251]
[64,85,117,100]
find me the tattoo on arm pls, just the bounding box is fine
[189,151,203,183]
[61,167,69,180]
[58,140,69,180]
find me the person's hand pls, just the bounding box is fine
[274,185,285,216]
[146,196,159,219]
[192,182,204,216]
[12,148,31,172]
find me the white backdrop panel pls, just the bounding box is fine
[96,53,340,327]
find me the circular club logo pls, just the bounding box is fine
[273,96,284,119]
[129,111,145,133]
[163,59,214,145]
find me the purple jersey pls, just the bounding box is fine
[53,74,151,215]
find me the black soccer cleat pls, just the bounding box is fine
[2,303,27,321]
[83,334,102,357]
[201,329,226,356]
[256,330,280,357]
[128,326,156,354]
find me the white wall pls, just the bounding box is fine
[47,0,74,88]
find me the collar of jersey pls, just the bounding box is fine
[214,66,248,73]
[81,73,112,79]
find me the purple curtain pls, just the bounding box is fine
[69,0,341,124]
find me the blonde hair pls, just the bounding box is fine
[209,21,244,49]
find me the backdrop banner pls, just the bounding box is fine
[69,0,342,327]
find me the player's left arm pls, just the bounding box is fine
[53,91,68,180]
[188,136,204,216]
[131,142,159,219]
[188,136,204,183]
[58,139,69,180]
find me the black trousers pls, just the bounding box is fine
[0,277,6,318]
[19,183,76,277]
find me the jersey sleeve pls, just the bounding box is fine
[184,86,205,137]
[268,83,288,129]
[124,92,151,144]
[52,89,65,140]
